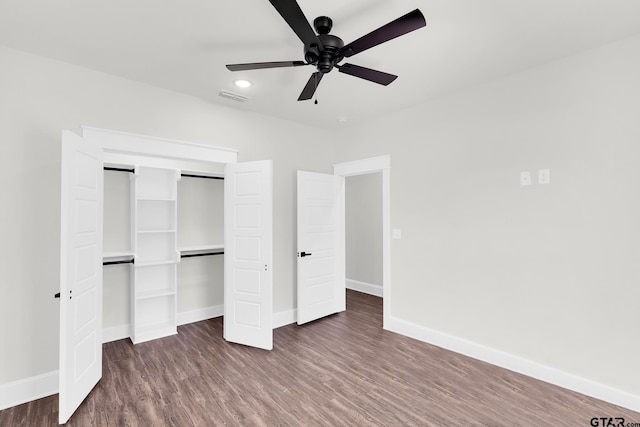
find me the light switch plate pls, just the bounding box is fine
[538,169,550,184]
[392,229,402,240]
[520,171,531,186]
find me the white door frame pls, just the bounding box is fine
[333,155,391,329]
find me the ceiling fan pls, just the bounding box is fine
[226,0,426,101]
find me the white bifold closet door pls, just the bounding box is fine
[296,171,345,325]
[224,160,273,350]
[59,130,104,424]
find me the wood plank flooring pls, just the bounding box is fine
[2,290,639,426]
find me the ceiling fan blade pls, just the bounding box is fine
[226,61,307,71]
[298,72,324,101]
[269,0,324,54]
[338,63,397,85]
[339,9,426,58]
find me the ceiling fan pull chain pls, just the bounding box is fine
[314,72,319,105]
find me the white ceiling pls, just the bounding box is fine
[1,0,640,129]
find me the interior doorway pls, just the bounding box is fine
[334,155,391,329]
[345,172,383,297]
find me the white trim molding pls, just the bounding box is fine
[102,325,131,344]
[273,309,297,329]
[0,371,59,411]
[346,279,383,297]
[333,155,390,176]
[386,316,640,413]
[177,305,224,326]
[82,126,238,164]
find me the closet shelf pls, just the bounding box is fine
[178,244,224,256]
[136,229,177,234]
[136,289,176,301]
[103,251,135,263]
[135,259,178,268]
[136,197,177,202]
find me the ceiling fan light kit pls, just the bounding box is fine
[226,0,426,101]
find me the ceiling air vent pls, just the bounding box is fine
[218,90,248,103]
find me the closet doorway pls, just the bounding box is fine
[59,127,273,424]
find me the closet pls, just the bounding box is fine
[102,163,224,344]
[59,127,273,423]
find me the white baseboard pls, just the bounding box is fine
[386,315,640,413]
[103,324,130,343]
[177,304,224,326]
[273,309,297,329]
[0,371,58,411]
[346,278,383,297]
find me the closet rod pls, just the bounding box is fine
[104,166,135,173]
[181,251,224,259]
[103,168,221,179]
[103,259,135,266]
[181,173,224,180]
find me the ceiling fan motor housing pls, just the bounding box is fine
[304,17,344,74]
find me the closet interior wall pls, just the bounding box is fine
[103,165,224,341]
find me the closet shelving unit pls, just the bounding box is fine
[131,166,180,344]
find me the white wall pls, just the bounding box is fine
[0,45,334,385]
[333,34,640,396]
[345,173,382,286]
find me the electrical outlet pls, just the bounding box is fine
[538,169,550,184]
[520,171,531,186]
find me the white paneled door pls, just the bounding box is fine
[224,160,273,350]
[297,171,345,325]
[59,131,104,424]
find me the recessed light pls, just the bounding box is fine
[337,116,348,123]
[234,79,252,88]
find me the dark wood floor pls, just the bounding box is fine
[2,290,638,426]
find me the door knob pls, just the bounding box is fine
[300,251,312,257]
